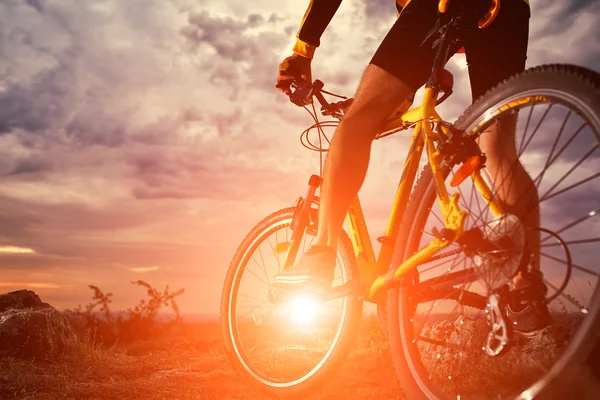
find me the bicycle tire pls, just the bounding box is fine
[221,207,363,397]
[387,64,600,399]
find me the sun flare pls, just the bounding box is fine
[288,294,320,326]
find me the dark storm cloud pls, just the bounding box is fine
[364,0,398,20]
[0,63,75,134]
[25,0,44,14]
[128,144,300,201]
[9,155,54,175]
[562,0,597,15]
[182,11,265,61]
[65,111,127,148]
[181,9,289,92]
[181,10,286,59]
[529,0,600,68]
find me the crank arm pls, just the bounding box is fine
[324,280,364,301]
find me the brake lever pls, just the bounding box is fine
[321,98,353,119]
[289,82,315,107]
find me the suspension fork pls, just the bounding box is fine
[282,175,321,270]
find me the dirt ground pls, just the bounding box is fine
[0,320,402,400]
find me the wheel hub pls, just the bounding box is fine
[472,214,526,289]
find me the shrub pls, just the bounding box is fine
[63,281,185,345]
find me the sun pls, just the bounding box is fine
[288,294,320,326]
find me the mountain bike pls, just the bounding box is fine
[220,4,600,399]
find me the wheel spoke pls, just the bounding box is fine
[541,251,599,278]
[547,122,588,166]
[539,145,599,202]
[534,110,571,189]
[230,212,356,385]
[236,299,271,321]
[541,238,600,248]
[244,261,270,288]
[541,171,600,203]
[258,244,271,285]
[544,279,588,313]
[541,207,600,243]
[519,103,535,156]
[415,254,467,329]
[519,104,553,157]
[396,81,600,399]
[267,235,282,272]
[237,292,268,302]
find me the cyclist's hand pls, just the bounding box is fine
[276,53,312,96]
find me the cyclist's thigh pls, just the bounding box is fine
[464,0,530,102]
[370,0,461,92]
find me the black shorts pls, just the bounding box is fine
[370,0,530,101]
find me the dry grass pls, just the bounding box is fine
[63,282,185,346]
[0,316,401,400]
[1,283,400,399]
[3,282,583,399]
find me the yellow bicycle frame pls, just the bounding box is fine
[286,2,510,303]
[341,86,505,303]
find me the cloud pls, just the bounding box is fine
[364,0,399,20]
[529,0,600,68]
[0,64,76,134]
[0,0,598,315]
[0,246,35,254]
[128,266,160,273]
[180,9,291,94]
[24,0,45,14]
[0,282,61,289]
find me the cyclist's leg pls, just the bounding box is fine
[274,0,457,287]
[314,67,412,249]
[315,0,457,250]
[273,67,412,289]
[463,1,540,292]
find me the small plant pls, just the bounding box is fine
[64,281,185,346]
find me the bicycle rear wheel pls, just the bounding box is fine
[388,65,600,399]
[220,207,362,397]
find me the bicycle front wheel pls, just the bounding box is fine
[388,65,600,399]
[220,207,363,397]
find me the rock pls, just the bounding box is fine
[0,290,77,360]
[0,289,50,312]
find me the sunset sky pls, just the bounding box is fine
[0,0,599,316]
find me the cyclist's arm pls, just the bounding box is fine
[292,1,411,59]
[292,0,343,59]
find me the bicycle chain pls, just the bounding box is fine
[416,247,464,267]
[412,247,488,310]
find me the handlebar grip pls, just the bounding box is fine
[290,85,314,107]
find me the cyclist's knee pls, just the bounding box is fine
[336,111,380,143]
[339,64,413,136]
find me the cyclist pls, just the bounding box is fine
[273,0,550,335]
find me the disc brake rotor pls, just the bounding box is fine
[473,214,526,289]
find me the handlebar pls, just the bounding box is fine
[288,80,353,120]
[288,75,452,121]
